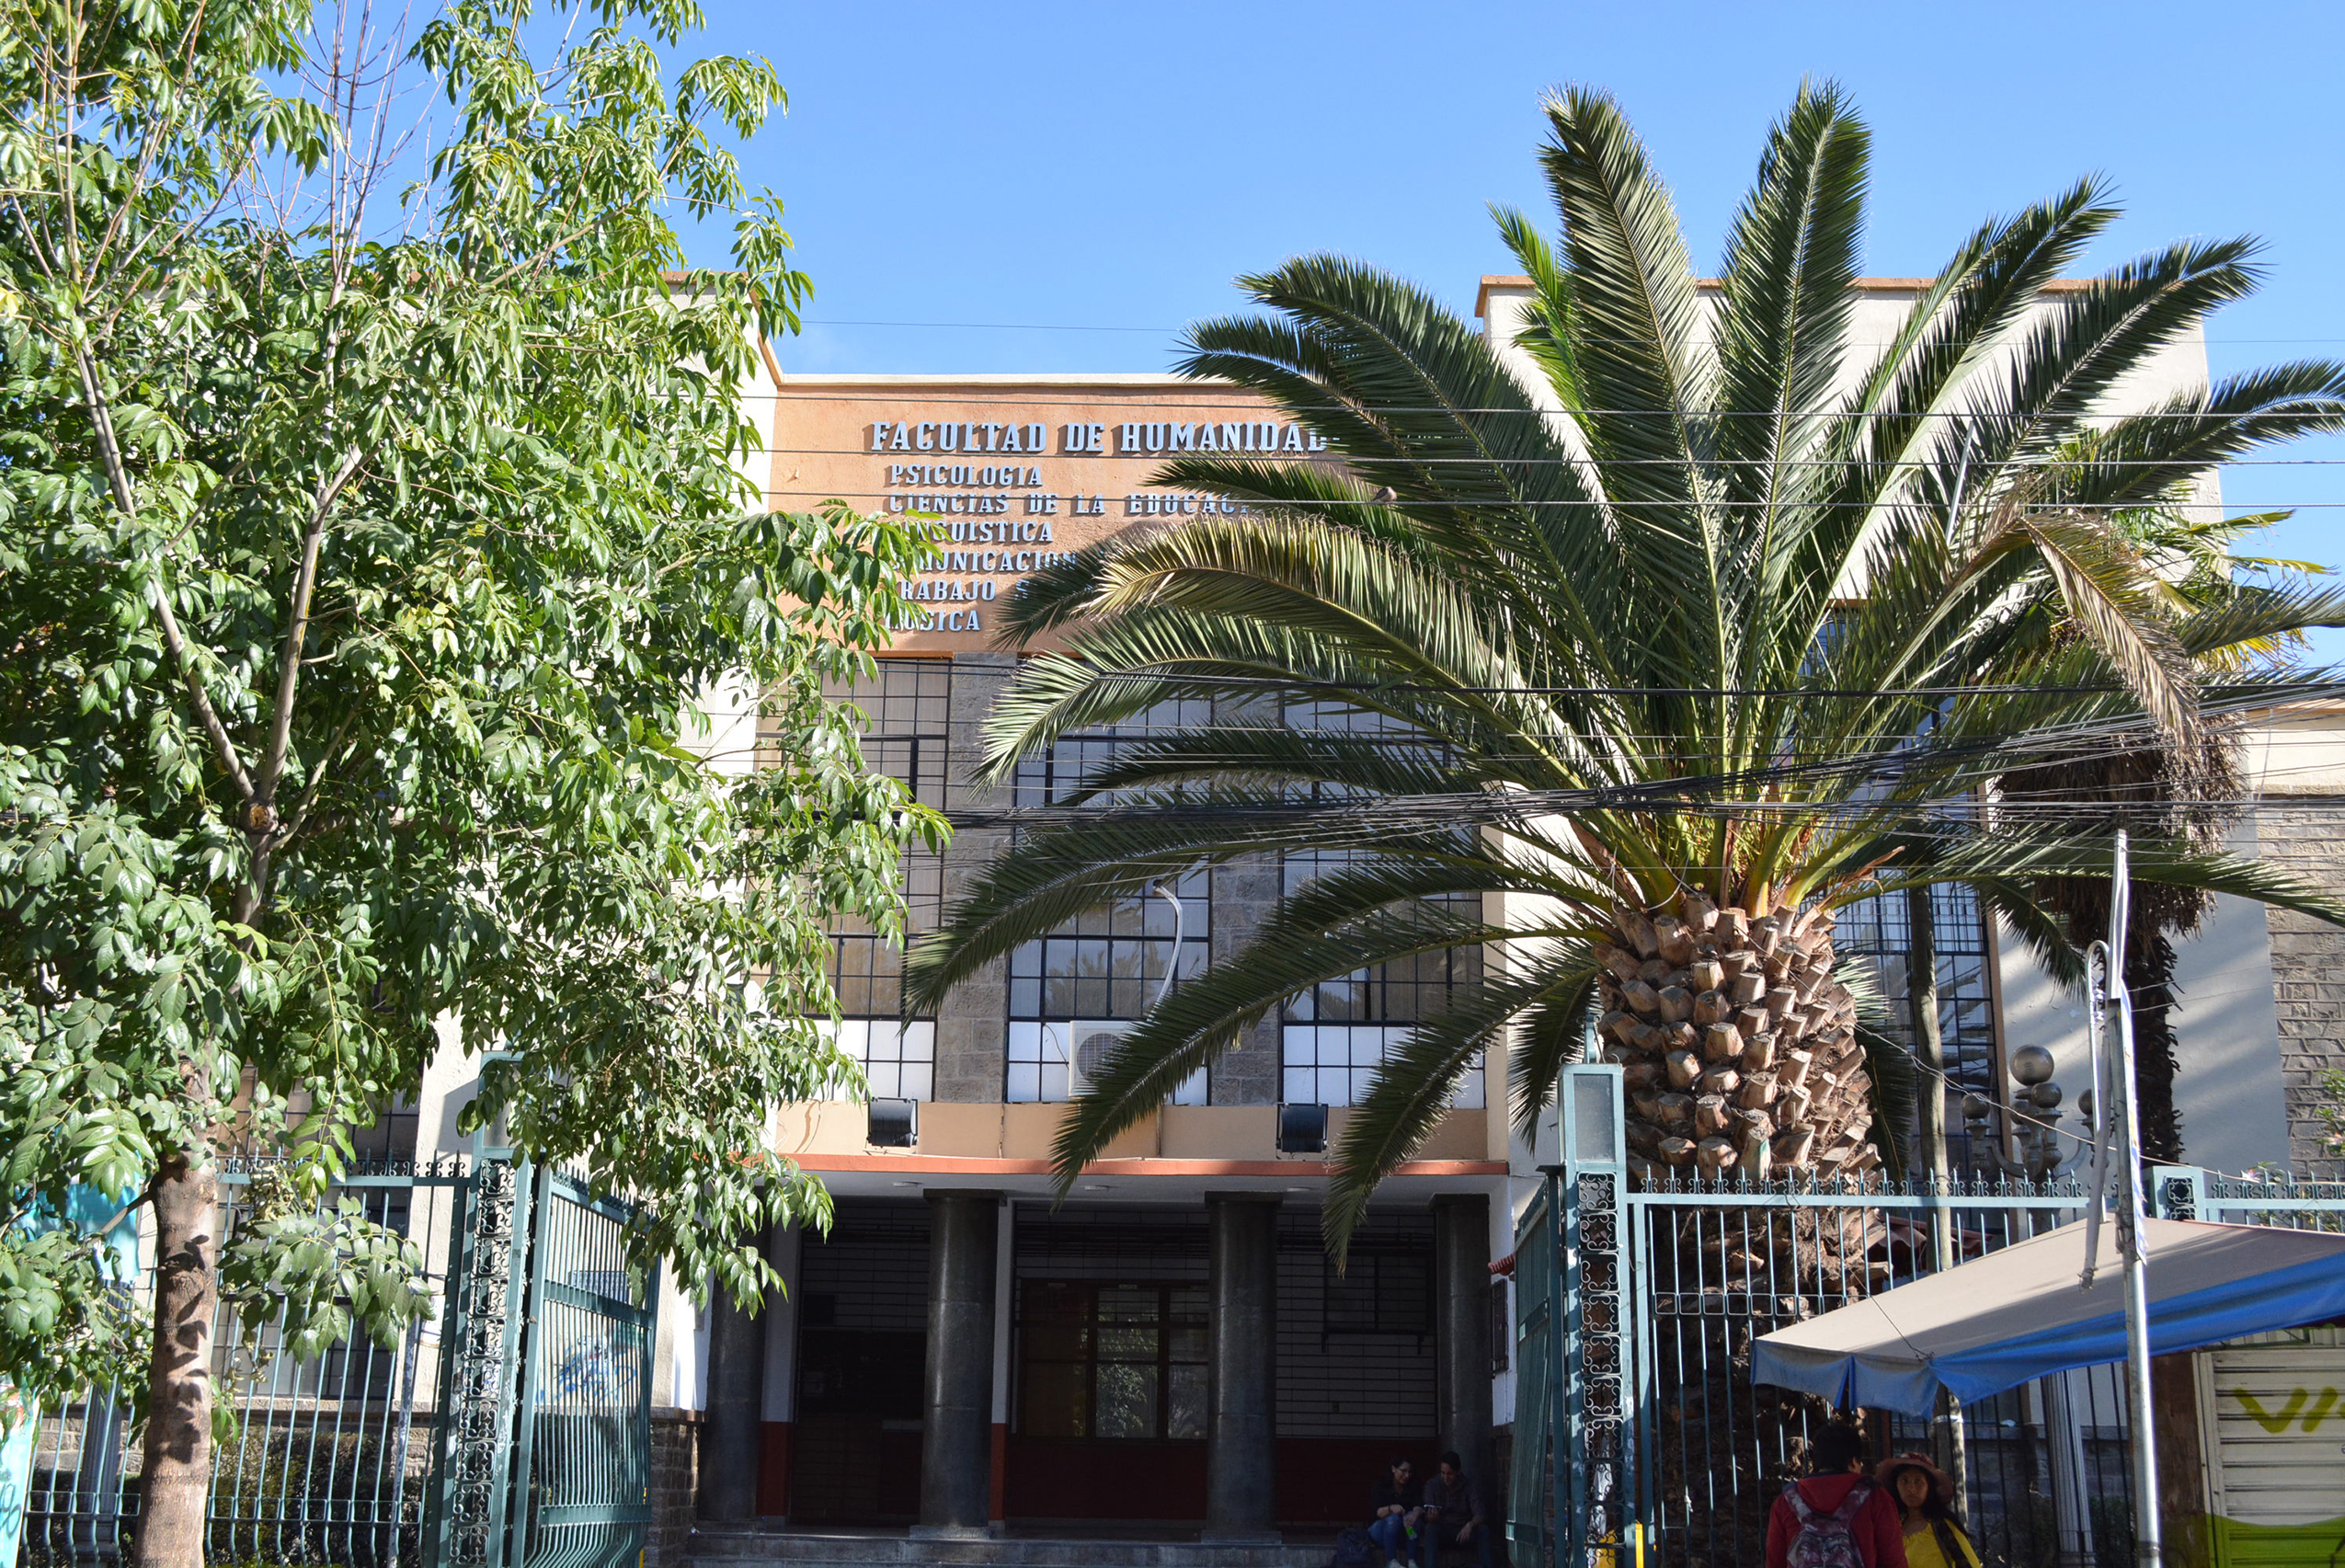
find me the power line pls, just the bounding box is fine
[786,491,2345,509]
[1077,675,2338,700]
[790,318,2345,349]
[767,391,2345,418]
[766,441,2345,466]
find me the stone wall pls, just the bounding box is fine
[2253,799,2345,1177]
[646,1409,701,1568]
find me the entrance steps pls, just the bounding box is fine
[687,1524,1336,1568]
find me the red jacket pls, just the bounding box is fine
[1764,1473,1909,1568]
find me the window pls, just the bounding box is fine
[1322,1242,1431,1337]
[1006,700,1213,1104]
[1834,882,1997,1168]
[1016,1280,1207,1440]
[1277,702,1482,1109]
[802,658,950,1101]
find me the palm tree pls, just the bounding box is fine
[906,82,2345,1242]
[2025,513,2332,1163]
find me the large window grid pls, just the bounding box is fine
[1276,702,1482,1109]
[1834,881,1998,1170]
[1015,1280,1207,1441]
[801,658,950,1101]
[1007,702,1213,1104]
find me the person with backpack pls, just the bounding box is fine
[1875,1454,1982,1568]
[1764,1425,1908,1568]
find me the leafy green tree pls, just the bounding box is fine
[908,82,2345,1243]
[0,1,935,1562]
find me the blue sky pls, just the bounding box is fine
[684,0,2345,655]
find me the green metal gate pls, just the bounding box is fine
[429,1163,658,1568]
[1515,1064,2345,1568]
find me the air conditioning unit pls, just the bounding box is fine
[1049,1020,1207,1105]
[1063,1020,1131,1098]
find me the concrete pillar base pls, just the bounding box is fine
[908,1524,1001,1541]
[1201,1530,1285,1546]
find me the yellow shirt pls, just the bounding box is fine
[1902,1518,1982,1568]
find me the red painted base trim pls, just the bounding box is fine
[989,1423,1008,1522]
[794,1154,1506,1176]
[758,1421,793,1518]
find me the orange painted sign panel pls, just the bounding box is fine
[766,380,1330,650]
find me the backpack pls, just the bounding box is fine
[1782,1482,1873,1568]
[1333,1527,1377,1568]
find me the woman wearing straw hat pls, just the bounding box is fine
[1875,1455,1982,1568]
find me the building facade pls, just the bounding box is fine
[373,276,2341,1545]
[713,373,1513,1534]
[674,280,2343,1539]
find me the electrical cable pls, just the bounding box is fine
[760,441,2345,467]
[784,490,2345,509]
[761,391,2345,418]
[788,318,2345,349]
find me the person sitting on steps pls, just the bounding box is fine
[1367,1455,1424,1567]
[1421,1451,1492,1568]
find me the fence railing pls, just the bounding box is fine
[20,1160,469,1568]
[1513,1064,2345,1568]
[16,1158,657,1568]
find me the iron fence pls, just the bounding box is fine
[1513,1064,2345,1568]
[17,1159,657,1568]
[20,1161,467,1568]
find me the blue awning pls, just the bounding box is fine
[1752,1217,2345,1415]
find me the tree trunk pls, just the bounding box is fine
[135,1153,219,1568]
[1903,885,1969,1498]
[1904,883,1948,1185]
[2125,921,2185,1165]
[1598,895,1878,1184]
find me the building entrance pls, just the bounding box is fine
[788,1198,1447,1528]
[790,1202,928,1523]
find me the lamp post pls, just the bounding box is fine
[1964,1047,2095,1568]
[2099,831,2161,1568]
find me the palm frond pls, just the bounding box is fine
[1321,959,1601,1258]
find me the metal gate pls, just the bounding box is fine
[1516,1067,2345,1568]
[430,1164,658,1568]
[17,1158,657,1568]
[1517,1065,2122,1568]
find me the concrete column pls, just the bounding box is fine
[1433,1193,1494,1486]
[917,1189,1001,1537]
[934,656,1015,1104]
[1205,1194,1281,1541]
[759,1224,802,1520]
[697,1269,766,1521]
[989,1199,1013,1524]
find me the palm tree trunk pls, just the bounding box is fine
[1602,896,1879,1183]
[134,1151,218,1568]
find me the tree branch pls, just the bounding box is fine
[257,447,365,815]
[72,341,256,803]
